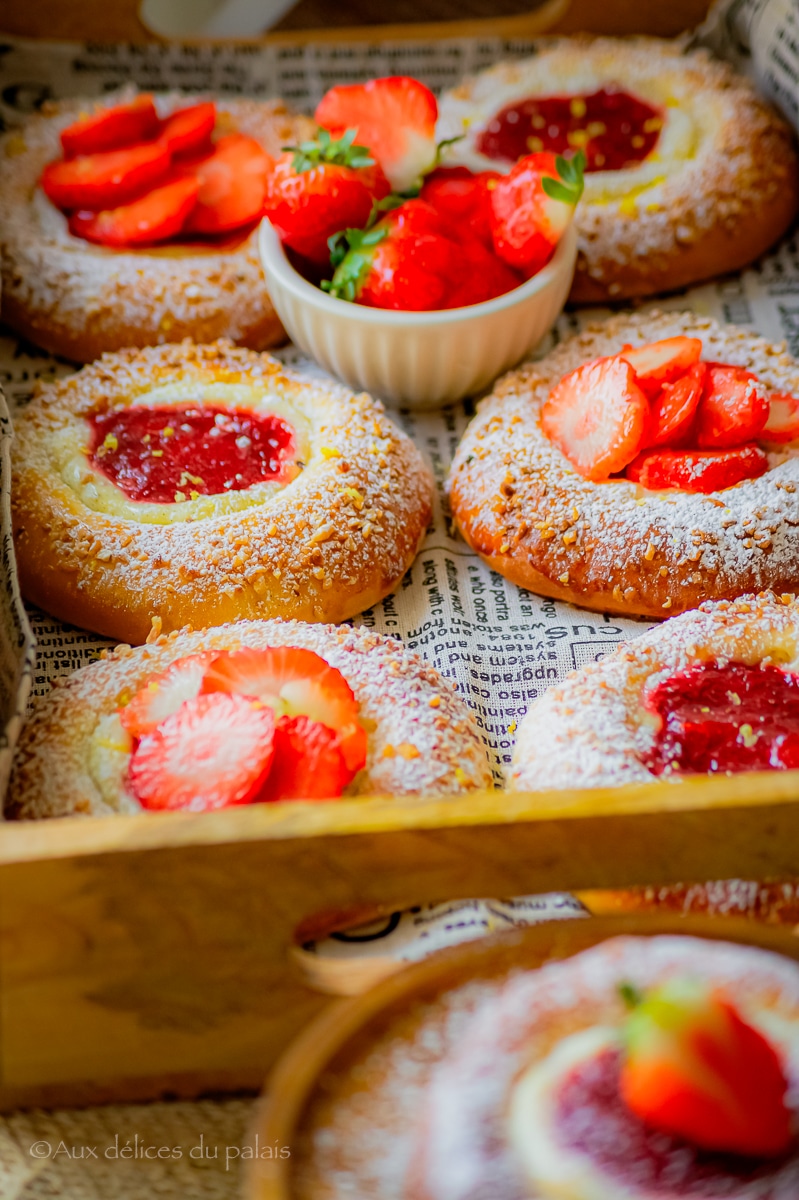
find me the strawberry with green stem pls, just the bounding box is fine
[490,149,585,276]
[618,977,794,1157]
[264,127,390,266]
[322,198,460,311]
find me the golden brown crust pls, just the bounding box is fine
[0,92,315,361]
[7,619,493,819]
[582,879,799,927]
[11,340,433,644]
[439,36,799,302]
[449,311,799,620]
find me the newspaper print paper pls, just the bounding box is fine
[1,29,798,959]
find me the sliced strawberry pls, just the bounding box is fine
[541,356,648,482]
[41,139,172,211]
[315,75,438,193]
[264,714,352,802]
[443,236,522,308]
[68,173,199,247]
[762,392,799,443]
[420,167,502,246]
[695,363,770,448]
[60,95,159,159]
[620,337,702,397]
[129,692,275,812]
[200,646,366,772]
[185,134,273,235]
[644,362,706,449]
[626,444,768,493]
[119,652,215,738]
[159,101,217,158]
[490,150,583,276]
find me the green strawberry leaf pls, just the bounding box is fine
[327,230,350,269]
[542,149,586,206]
[433,133,465,168]
[322,226,388,300]
[367,192,406,224]
[541,177,578,204]
[284,126,375,174]
[619,981,643,1011]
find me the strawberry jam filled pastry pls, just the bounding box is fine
[11,340,432,644]
[583,877,799,926]
[0,90,315,361]
[508,592,799,792]
[449,311,799,619]
[438,37,799,302]
[8,620,491,818]
[287,932,799,1200]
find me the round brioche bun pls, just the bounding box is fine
[0,91,315,361]
[12,340,433,644]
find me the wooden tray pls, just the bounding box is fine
[2,773,798,1112]
[1,0,712,46]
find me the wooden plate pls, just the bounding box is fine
[246,913,799,1199]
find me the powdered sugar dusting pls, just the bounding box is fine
[509,592,799,792]
[604,878,799,924]
[449,311,799,620]
[11,340,433,643]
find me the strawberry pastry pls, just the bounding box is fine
[11,340,432,644]
[509,592,799,792]
[438,37,799,302]
[262,75,583,312]
[449,311,799,618]
[0,89,314,361]
[285,931,799,1200]
[584,877,799,926]
[7,619,491,818]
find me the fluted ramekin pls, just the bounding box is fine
[258,218,577,410]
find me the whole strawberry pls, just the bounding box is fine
[420,166,502,246]
[322,198,460,311]
[490,149,584,276]
[443,237,523,308]
[619,978,793,1157]
[263,128,390,266]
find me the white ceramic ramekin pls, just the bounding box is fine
[258,218,577,409]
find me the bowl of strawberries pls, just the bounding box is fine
[258,76,580,408]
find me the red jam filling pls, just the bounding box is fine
[476,87,662,171]
[554,1046,797,1195]
[643,661,799,776]
[90,405,296,503]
